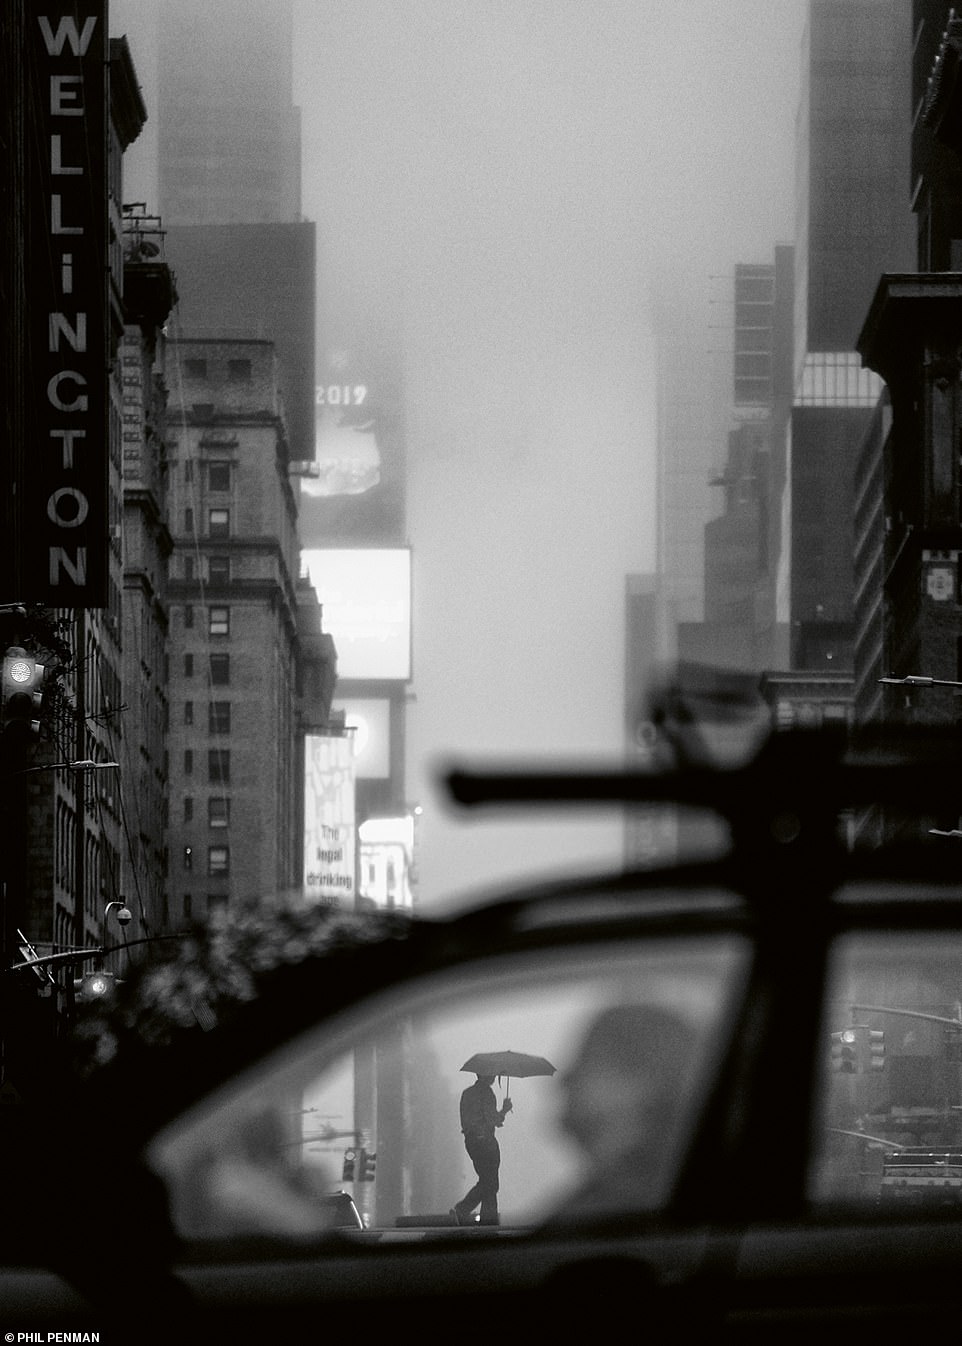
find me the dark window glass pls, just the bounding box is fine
[184,749,193,775]
[184,701,193,726]
[209,701,231,734]
[184,653,194,678]
[227,359,251,384]
[208,461,231,492]
[209,654,230,686]
[208,750,230,784]
[209,556,230,585]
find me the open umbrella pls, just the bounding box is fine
[461,1050,556,1100]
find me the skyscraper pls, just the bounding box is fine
[790,0,914,671]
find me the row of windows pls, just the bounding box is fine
[184,508,230,537]
[184,606,230,635]
[184,797,230,827]
[183,460,232,491]
[183,845,230,875]
[184,556,231,584]
[184,701,231,732]
[184,653,230,683]
[184,750,231,782]
[184,358,251,385]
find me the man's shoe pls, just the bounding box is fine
[450,1206,474,1226]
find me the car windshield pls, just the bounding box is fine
[147,931,751,1240]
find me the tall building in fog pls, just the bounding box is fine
[679,247,795,673]
[124,0,317,463]
[789,0,914,671]
[157,0,300,226]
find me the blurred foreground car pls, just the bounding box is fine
[8,726,962,1341]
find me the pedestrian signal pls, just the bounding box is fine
[359,1148,376,1182]
[830,1028,858,1073]
[342,1148,357,1182]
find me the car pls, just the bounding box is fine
[6,724,962,1342]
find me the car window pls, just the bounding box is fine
[811,927,962,1210]
[147,933,749,1245]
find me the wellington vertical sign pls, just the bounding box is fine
[26,5,108,605]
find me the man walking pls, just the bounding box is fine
[452,1073,512,1225]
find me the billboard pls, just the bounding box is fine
[26,4,108,604]
[303,734,356,906]
[304,548,412,681]
[358,816,415,911]
[332,698,391,779]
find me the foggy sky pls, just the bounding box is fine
[113,2,805,911]
[292,1,803,908]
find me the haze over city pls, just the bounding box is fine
[114,0,804,909]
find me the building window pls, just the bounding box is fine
[184,796,193,823]
[209,701,231,734]
[208,796,230,828]
[209,606,229,636]
[208,461,231,492]
[227,359,251,384]
[184,653,194,677]
[184,605,194,630]
[183,893,192,920]
[184,749,193,775]
[208,508,230,538]
[209,653,230,685]
[184,460,193,484]
[185,358,207,379]
[184,701,193,726]
[208,846,229,877]
[183,845,193,871]
[184,508,193,533]
[209,750,230,783]
[209,555,230,585]
[184,556,194,581]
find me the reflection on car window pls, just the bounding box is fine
[148,934,748,1244]
[812,931,962,1210]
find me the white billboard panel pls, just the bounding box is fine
[304,548,411,681]
[303,734,356,906]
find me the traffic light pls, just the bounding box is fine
[863,1027,885,1071]
[342,1148,357,1182]
[2,646,47,741]
[75,971,116,1004]
[359,1148,376,1182]
[830,1028,859,1073]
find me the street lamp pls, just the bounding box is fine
[878,675,962,688]
[12,758,119,775]
[101,900,132,974]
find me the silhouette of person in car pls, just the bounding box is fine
[452,1073,513,1225]
[553,1003,700,1221]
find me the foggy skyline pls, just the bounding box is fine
[113,1,805,909]
[291,1,803,905]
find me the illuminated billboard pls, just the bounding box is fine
[304,548,411,681]
[333,697,391,779]
[303,734,356,906]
